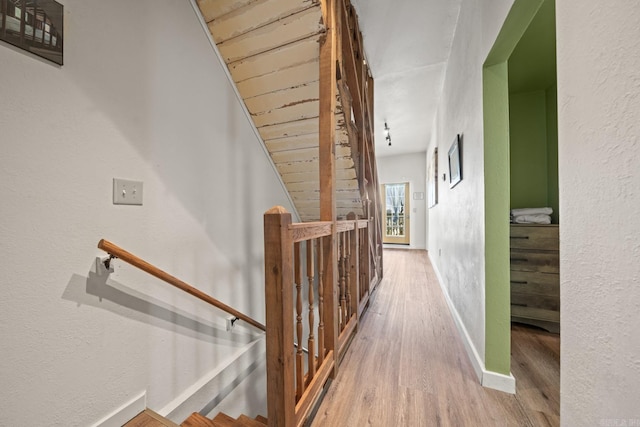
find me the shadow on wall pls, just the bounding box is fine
[200,358,265,417]
[61,261,259,347]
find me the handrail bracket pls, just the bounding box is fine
[103,254,117,270]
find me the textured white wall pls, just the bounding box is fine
[377,152,427,250]
[0,0,293,424]
[557,1,640,424]
[427,0,514,366]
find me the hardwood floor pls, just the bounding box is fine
[310,249,559,426]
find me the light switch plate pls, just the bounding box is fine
[113,178,143,205]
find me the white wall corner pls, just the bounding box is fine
[429,253,516,395]
[160,337,266,422]
[92,391,146,427]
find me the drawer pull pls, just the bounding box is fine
[511,280,528,284]
[511,236,530,239]
[511,257,529,262]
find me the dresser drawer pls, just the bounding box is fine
[511,305,560,323]
[510,249,559,274]
[510,271,559,297]
[510,225,559,251]
[512,292,559,311]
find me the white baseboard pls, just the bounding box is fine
[428,253,516,395]
[92,391,146,427]
[482,370,516,394]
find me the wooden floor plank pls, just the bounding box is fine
[310,249,560,426]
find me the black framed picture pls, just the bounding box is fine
[448,134,462,188]
[428,147,438,208]
[0,0,64,65]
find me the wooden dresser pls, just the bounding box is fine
[510,224,560,333]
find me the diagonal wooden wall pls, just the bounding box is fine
[196,0,363,221]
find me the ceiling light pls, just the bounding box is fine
[384,122,391,146]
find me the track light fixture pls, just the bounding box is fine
[384,122,391,146]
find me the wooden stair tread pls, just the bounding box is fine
[181,412,217,427]
[254,415,268,424]
[124,409,180,427]
[236,414,266,426]
[211,412,236,426]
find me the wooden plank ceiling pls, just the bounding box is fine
[196,0,363,221]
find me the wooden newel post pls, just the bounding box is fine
[264,206,295,427]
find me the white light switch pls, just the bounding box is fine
[113,178,143,205]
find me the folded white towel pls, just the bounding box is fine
[511,207,553,216]
[513,214,551,224]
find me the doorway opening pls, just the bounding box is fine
[382,182,410,245]
[483,0,559,408]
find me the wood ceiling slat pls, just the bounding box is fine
[291,190,361,201]
[228,36,319,83]
[274,157,355,174]
[216,6,323,64]
[197,0,258,23]
[285,179,359,192]
[258,117,318,140]
[210,0,317,44]
[265,133,318,153]
[270,145,351,163]
[246,81,319,115]
[294,197,362,208]
[237,60,319,99]
[279,168,357,183]
[253,100,319,128]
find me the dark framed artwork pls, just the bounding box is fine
[427,147,438,208]
[448,134,462,188]
[0,0,64,65]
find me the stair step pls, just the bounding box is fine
[236,414,267,426]
[124,409,180,427]
[181,412,217,427]
[211,412,236,427]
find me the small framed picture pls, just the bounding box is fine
[0,0,64,65]
[448,134,462,188]
[427,147,438,208]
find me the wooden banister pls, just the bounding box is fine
[97,239,266,332]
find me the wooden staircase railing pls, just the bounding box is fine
[263,207,374,427]
[97,239,265,331]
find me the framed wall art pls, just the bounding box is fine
[427,147,438,208]
[448,134,463,188]
[0,0,64,65]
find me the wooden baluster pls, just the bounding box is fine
[295,242,304,400]
[360,227,366,300]
[347,214,359,321]
[339,232,347,330]
[345,227,352,321]
[307,239,316,382]
[317,236,325,366]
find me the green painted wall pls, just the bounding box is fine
[483,61,513,375]
[546,85,559,223]
[509,90,549,210]
[483,0,545,377]
[507,0,558,222]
